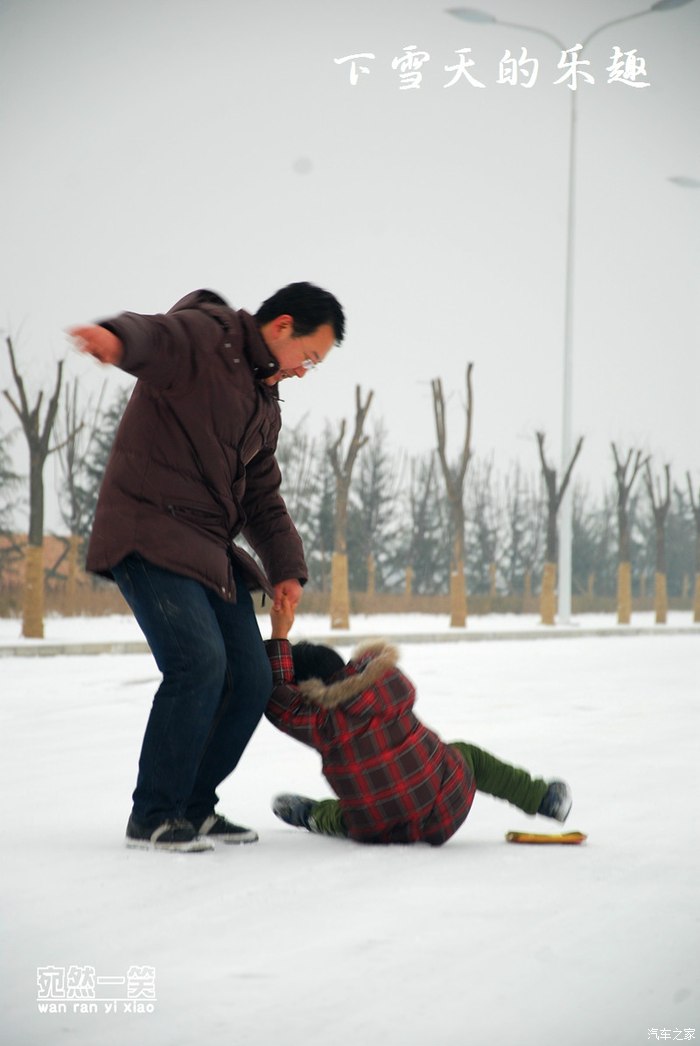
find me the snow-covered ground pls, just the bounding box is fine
[0,608,698,649]
[1,622,698,1046]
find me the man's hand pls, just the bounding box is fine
[271,594,295,640]
[273,578,303,612]
[69,324,124,366]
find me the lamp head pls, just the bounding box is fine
[650,0,696,11]
[669,175,700,188]
[445,7,497,23]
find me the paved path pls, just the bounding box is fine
[1,624,698,657]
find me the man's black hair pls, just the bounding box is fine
[255,282,345,343]
[291,641,346,684]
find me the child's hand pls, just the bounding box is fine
[270,595,295,640]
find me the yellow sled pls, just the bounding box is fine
[505,830,587,845]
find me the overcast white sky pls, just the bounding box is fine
[1,0,698,530]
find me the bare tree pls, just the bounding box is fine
[406,451,450,597]
[305,426,336,593]
[466,454,502,604]
[571,482,606,600]
[575,484,618,600]
[276,415,318,534]
[611,444,647,624]
[645,461,671,624]
[432,364,474,627]
[55,378,106,613]
[77,385,131,543]
[0,424,23,584]
[348,420,406,594]
[3,336,64,637]
[687,472,700,623]
[503,464,544,609]
[328,385,373,628]
[535,431,584,625]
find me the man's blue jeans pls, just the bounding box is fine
[111,554,272,829]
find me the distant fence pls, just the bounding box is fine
[0,578,693,619]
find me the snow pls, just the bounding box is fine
[0,609,698,649]
[1,617,698,1045]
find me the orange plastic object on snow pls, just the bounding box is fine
[505,830,587,845]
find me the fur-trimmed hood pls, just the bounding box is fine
[297,640,400,710]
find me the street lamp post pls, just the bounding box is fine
[446,0,696,623]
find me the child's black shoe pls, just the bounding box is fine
[272,794,315,830]
[537,781,572,823]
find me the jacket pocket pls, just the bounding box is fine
[164,499,228,538]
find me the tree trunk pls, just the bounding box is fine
[449,502,467,627]
[404,565,414,600]
[449,543,466,623]
[655,528,667,576]
[22,544,45,639]
[432,367,474,630]
[24,461,47,637]
[612,446,646,628]
[536,431,584,618]
[4,337,64,641]
[328,386,373,631]
[646,461,670,627]
[617,561,632,625]
[545,508,558,564]
[693,573,700,624]
[617,516,632,626]
[654,572,668,625]
[450,559,467,628]
[540,561,557,626]
[366,554,376,597]
[330,552,350,629]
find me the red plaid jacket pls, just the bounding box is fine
[264,639,476,845]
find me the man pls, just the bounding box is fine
[70,282,345,852]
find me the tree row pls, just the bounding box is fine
[1,339,698,635]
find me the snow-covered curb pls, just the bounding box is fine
[0,611,697,657]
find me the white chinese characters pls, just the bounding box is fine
[334,44,651,90]
[391,45,431,89]
[333,53,376,86]
[553,45,595,91]
[607,46,651,87]
[444,47,485,89]
[497,48,539,89]
[37,965,157,1015]
[647,1031,697,1042]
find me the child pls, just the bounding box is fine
[264,598,572,845]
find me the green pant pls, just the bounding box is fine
[308,743,549,838]
[450,742,548,816]
[309,798,349,837]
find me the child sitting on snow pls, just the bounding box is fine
[264,597,572,845]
